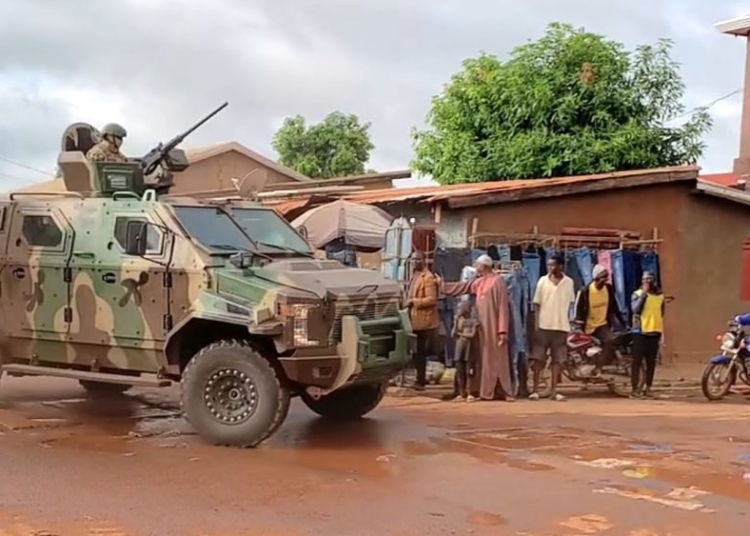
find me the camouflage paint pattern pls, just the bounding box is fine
[0,147,412,394]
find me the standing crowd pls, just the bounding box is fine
[404,250,666,401]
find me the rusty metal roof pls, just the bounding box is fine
[344,165,700,209]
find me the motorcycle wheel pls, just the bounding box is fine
[701,362,737,401]
[606,360,646,397]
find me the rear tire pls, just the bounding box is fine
[301,382,387,420]
[701,362,736,401]
[180,339,290,448]
[79,380,132,396]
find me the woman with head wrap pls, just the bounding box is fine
[436,254,514,401]
[629,271,664,398]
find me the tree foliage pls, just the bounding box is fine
[272,112,375,179]
[411,23,712,184]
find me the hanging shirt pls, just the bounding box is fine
[586,284,609,334]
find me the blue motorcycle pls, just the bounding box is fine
[701,313,750,400]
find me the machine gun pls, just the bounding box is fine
[139,101,229,193]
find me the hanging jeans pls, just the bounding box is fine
[573,247,595,285]
[438,296,456,367]
[565,251,585,292]
[640,252,661,288]
[522,251,541,303]
[610,249,639,323]
[504,271,528,396]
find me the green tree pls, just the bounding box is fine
[411,22,712,185]
[272,112,375,179]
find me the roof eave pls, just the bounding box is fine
[444,167,700,210]
[715,15,750,36]
[694,180,750,206]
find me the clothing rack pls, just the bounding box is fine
[469,227,662,253]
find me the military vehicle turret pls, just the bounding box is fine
[0,104,413,447]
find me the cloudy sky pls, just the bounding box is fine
[0,0,748,190]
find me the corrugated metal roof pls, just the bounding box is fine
[344,165,700,206]
[701,172,744,187]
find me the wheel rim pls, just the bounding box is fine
[706,364,734,397]
[203,368,258,424]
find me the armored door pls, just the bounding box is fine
[67,209,172,354]
[2,206,74,338]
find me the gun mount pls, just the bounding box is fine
[56,102,229,197]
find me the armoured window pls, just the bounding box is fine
[232,208,313,254]
[114,216,162,254]
[172,206,255,254]
[21,215,63,247]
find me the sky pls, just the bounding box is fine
[0,0,748,190]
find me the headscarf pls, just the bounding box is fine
[592,263,608,281]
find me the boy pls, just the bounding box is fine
[451,300,478,402]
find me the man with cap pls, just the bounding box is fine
[87,123,128,163]
[573,264,626,375]
[437,254,513,401]
[405,250,440,390]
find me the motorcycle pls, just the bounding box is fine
[701,313,750,400]
[535,328,648,398]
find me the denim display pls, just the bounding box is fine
[503,269,529,397]
[438,296,456,367]
[573,247,596,285]
[565,251,585,291]
[522,251,541,301]
[640,251,661,288]
[610,249,639,323]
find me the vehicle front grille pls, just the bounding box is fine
[330,295,400,356]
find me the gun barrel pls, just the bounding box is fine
[180,101,229,140]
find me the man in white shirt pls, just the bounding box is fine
[529,254,576,401]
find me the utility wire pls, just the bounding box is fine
[668,87,743,122]
[0,155,54,176]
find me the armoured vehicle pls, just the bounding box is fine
[0,104,413,447]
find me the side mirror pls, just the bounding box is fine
[298,225,308,240]
[124,220,149,256]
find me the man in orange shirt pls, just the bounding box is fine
[405,251,440,390]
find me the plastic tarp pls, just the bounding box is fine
[291,199,394,250]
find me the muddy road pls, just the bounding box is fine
[0,377,748,535]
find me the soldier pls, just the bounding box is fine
[87,123,128,163]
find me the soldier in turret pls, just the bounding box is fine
[87,123,128,163]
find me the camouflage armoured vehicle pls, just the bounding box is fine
[0,104,413,447]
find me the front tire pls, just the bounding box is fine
[180,339,290,448]
[301,382,387,420]
[701,362,737,401]
[79,380,132,396]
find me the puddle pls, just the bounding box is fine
[403,437,555,471]
[448,428,582,451]
[593,485,709,512]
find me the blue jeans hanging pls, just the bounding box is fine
[640,251,661,288]
[503,270,528,396]
[610,249,639,323]
[573,247,595,286]
[522,251,541,303]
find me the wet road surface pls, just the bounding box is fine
[0,377,749,535]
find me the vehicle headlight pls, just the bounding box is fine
[280,303,320,347]
[721,332,736,351]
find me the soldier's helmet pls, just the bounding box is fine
[101,123,127,139]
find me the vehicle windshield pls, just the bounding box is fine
[232,208,313,255]
[172,206,256,254]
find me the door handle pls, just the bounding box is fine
[73,252,95,259]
